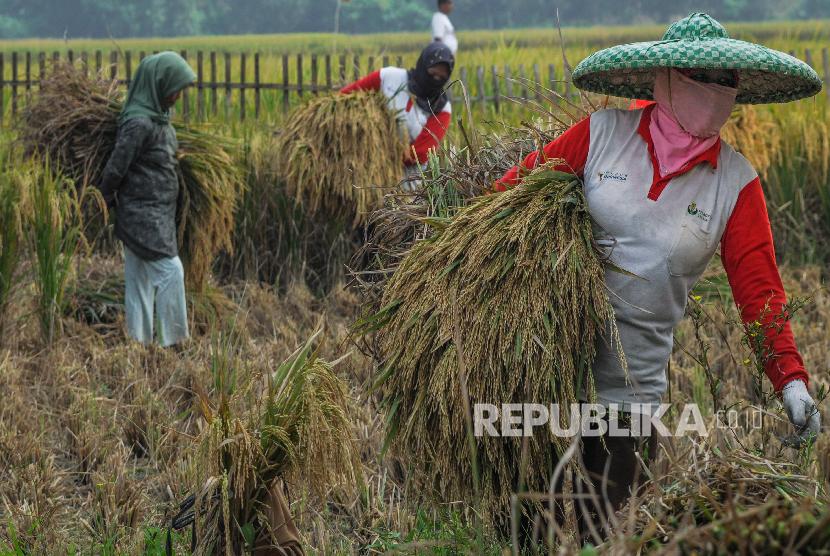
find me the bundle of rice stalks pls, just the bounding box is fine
[351,122,559,306]
[190,330,359,554]
[614,443,830,554]
[356,165,620,527]
[19,62,244,290]
[275,91,406,227]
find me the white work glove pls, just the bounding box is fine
[781,379,821,447]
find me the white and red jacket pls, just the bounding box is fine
[498,104,807,406]
[341,67,452,167]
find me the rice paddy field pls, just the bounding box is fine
[1,20,830,555]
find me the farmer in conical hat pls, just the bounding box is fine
[98,51,195,348]
[341,42,455,190]
[495,13,822,541]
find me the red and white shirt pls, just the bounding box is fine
[341,67,452,167]
[498,104,807,406]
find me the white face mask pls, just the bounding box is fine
[656,69,738,138]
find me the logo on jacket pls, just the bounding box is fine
[598,171,628,182]
[687,202,712,223]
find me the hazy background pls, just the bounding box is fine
[2,0,830,39]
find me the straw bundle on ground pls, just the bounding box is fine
[19,63,243,289]
[274,91,406,227]
[190,331,359,554]
[357,165,621,526]
[613,443,830,554]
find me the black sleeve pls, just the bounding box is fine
[98,118,152,205]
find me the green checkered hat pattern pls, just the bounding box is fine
[571,13,823,104]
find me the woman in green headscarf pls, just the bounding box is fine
[98,51,195,347]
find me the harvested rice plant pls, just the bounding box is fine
[274,91,406,227]
[357,167,620,529]
[2,18,830,556]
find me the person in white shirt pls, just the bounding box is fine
[431,0,458,55]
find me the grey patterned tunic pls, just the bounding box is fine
[99,117,180,261]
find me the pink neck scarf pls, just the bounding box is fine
[648,68,737,176]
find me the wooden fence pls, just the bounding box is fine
[2,47,830,124]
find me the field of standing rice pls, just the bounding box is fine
[0,20,830,555]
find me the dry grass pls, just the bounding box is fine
[275,91,406,227]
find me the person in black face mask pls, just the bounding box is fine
[341,43,455,189]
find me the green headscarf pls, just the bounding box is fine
[119,51,196,125]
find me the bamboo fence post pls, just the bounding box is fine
[311,54,319,96]
[239,52,246,121]
[95,50,102,74]
[339,54,346,86]
[80,51,88,74]
[25,52,31,104]
[224,52,232,120]
[210,51,217,116]
[325,54,332,91]
[196,51,204,120]
[353,54,360,81]
[254,52,261,118]
[11,52,17,117]
[297,53,304,98]
[38,52,45,90]
[282,54,290,113]
[180,50,189,122]
[504,64,513,99]
[823,48,830,101]
[125,51,133,86]
[110,50,118,81]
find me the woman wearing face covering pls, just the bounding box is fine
[495,13,823,541]
[98,51,195,348]
[341,43,455,188]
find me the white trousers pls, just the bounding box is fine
[124,247,189,347]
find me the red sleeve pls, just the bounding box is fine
[495,115,591,191]
[408,111,451,165]
[340,70,382,94]
[721,177,808,392]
